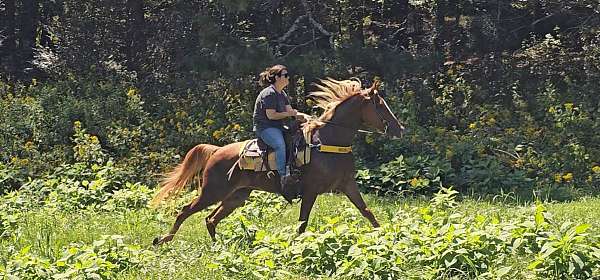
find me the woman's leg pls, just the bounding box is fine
[258,128,287,176]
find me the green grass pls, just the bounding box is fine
[2,193,600,279]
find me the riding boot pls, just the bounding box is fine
[280,165,296,203]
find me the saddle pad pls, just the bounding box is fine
[238,130,311,171]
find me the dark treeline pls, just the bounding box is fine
[1,0,599,199]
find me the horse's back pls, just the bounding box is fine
[206,141,244,167]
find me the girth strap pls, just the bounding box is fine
[317,144,352,154]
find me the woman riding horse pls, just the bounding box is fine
[151,77,405,245]
[252,65,307,203]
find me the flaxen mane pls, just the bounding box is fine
[303,78,363,132]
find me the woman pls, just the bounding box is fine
[253,64,305,203]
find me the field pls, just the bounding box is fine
[2,188,599,279]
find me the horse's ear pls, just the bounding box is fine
[367,80,380,96]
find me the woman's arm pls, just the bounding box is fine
[266,108,296,120]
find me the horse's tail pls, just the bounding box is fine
[150,144,221,207]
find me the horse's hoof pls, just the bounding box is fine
[206,223,217,242]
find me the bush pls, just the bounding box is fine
[10,161,150,212]
[356,155,454,195]
[0,235,155,279]
[209,189,600,279]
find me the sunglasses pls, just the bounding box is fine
[278,73,289,78]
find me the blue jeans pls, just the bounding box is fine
[257,127,286,176]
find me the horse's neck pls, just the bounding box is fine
[316,96,362,146]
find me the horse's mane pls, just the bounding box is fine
[303,78,363,132]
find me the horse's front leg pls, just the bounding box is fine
[297,191,317,233]
[340,180,380,228]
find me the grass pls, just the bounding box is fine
[2,193,600,279]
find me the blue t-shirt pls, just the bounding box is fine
[252,86,290,132]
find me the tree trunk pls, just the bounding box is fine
[126,0,146,74]
[19,0,39,78]
[349,0,364,48]
[1,0,17,78]
[432,0,447,66]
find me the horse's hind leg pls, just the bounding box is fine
[153,180,232,246]
[205,188,251,241]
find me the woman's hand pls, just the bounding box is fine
[287,108,298,117]
[295,112,309,122]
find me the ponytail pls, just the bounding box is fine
[259,69,274,86]
[258,64,287,86]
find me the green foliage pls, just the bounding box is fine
[356,155,453,195]
[72,120,108,164]
[2,189,600,279]
[1,0,600,202]
[0,235,155,279]
[209,190,600,279]
[460,155,533,195]
[7,161,151,212]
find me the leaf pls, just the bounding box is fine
[571,253,584,269]
[265,259,275,269]
[496,266,511,276]
[20,245,31,254]
[528,259,543,270]
[512,238,523,251]
[444,257,457,268]
[541,245,558,259]
[535,204,546,227]
[575,224,590,234]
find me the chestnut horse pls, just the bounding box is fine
[152,79,405,245]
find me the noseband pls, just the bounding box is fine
[370,94,389,134]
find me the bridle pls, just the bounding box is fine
[370,93,390,135]
[315,93,390,136]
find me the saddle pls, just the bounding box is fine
[238,123,311,172]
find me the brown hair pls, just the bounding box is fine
[259,64,287,86]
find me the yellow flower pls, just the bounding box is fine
[554,174,562,183]
[592,166,600,174]
[548,107,556,114]
[127,88,138,97]
[74,121,82,129]
[24,141,34,150]
[468,123,477,129]
[486,117,496,125]
[90,135,99,144]
[564,103,574,111]
[233,124,241,131]
[515,158,525,167]
[562,173,573,182]
[410,178,419,187]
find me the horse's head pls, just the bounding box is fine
[360,81,405,139]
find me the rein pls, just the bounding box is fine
[311,95,390,136]
[319,120,387,135]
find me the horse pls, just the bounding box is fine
[151,78,405,245]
